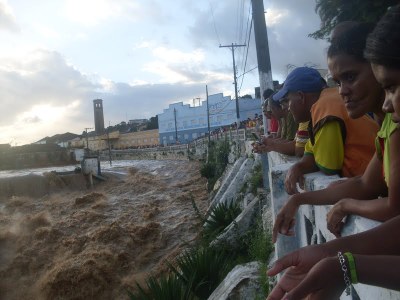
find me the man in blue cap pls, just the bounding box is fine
[253,88,302,156]
[273,67,378,195]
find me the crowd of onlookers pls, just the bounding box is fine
[250,5,400,299]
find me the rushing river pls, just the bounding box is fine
[0,160,208,299]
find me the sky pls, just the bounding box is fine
[0,0,328,145]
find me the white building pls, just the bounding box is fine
[157,93,262,145]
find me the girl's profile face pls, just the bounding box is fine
[328,53,384,119]
[372,63,400,123]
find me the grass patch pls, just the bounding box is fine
[201,140,230,191]
[249,163,263,195]
[248,219,273,298]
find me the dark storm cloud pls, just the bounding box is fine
[0,50,96,125]
[0,48,226,143]
[97,81,208,123]
[187,0,329,82]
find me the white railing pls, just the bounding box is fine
[266,151,400,300]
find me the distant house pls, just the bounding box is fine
[34,132,80,148]
[0,144,11,152]
[128,119,148,126]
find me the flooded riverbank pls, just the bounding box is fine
[0,160,208,300]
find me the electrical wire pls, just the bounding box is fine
[240,0,252,70]
[237,0,245,44]
[208,1,221,45]
[238,16,253,94]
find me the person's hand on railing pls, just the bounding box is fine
[326,198,351,237]
[285,164,305,195]
[252,141,267,153]
[252,136,275,153]
[272,196,299,243]
[266,244,332,300]
[267,256,345,300]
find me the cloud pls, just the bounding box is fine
[63,0,141,26]
[0,0,330,145]
[0,49,216,144]
[33,24,60,39]
[23,115,41,124]
[140,47,208,83]
[0,49,96,143]
[187,0,328,82]
[0,0,19,32]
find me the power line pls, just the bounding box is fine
[208,1,221,45]
[236,0,246,44]
[238,66,258,78]
[239,0,252,71]
[219,43,246,124]
[238,17,253,94]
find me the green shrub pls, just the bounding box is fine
[200,163,215,179]
[201,140,231,191]
[249,163,263,195]
[248,221,273,263]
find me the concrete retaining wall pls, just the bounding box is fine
[100,145,193,161]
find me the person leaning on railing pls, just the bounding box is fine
[252,89,302,156]
[266,5,400,299]
[272,21,400,243]
[275,66,378,197]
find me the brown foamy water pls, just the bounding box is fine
[0,160,208,300]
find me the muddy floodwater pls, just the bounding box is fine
[0,160,208,300]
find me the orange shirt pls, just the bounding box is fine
[309,87,379,177]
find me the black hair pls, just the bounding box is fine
[327,22,375,62]
[262,88,274,100]
[269,98,281,108]
[365,5,400,68]
[330,21,359,42]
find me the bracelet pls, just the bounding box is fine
[337,251,351,296]
[344,252,358,284]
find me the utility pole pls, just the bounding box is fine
[252,0,274,189]
[220,43,246,128]
[206,85,211,144]
[173,108,178,144]
[251,0,273,134]
[84,127,93,151]
[107,122,112,166]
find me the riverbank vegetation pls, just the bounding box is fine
[200,140,230,191]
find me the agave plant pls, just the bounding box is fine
[128,274,196,300]
[203,201,241,241]
[168,246,233,299]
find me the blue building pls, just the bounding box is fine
[157,93,262,145]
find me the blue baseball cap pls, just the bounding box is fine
[272,67,326,102]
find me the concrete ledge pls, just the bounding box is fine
[264,151,400,299]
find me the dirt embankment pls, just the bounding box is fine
[0,160,208,300]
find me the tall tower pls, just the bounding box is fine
[93,99,105,135]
